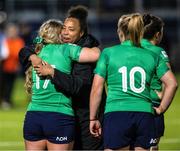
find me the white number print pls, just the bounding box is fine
[36,65,55,89]
[118,66,146,93]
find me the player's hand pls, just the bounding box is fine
[29,54,42,66]
[154,105,164,115]
[34,63,54,77]
[154,90,163,100]
[89,120,101,138]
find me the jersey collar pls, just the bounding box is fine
[121,40,133,46]
[141,39,152,46]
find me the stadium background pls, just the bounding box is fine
[0,0,179,150]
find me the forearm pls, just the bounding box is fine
[90,75,104,120]
[90,89,102,120]
[79,47,100,62]
[160,83,178,113]
[51,69,83,96]
[18,46,35,71]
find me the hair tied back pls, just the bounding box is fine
[33,36,43,44]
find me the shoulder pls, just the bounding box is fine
[66,43,78,47]
[102,44,121,53]
[77,34,100,47]
[63,43,81,50]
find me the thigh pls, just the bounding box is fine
[47,140,74,150]
[24,139,46,151]
[103,112,134,150]
[74,109,103,150]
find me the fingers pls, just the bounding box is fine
[42,61,47,65]
[90,121,101,138]
[98,126,102,136]
[33,62,53,77]
[153,107,161,115]
[33,65,42,76]
[154,90,163,99]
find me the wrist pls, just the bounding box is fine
[90,119,98,121]
[89,116,98,121]
[159,105,165,114]
[29,54,37,61]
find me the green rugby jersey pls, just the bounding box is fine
[141,39,169,106]
[94,40,169,114]
[28,43,82,116]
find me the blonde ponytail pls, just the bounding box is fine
[128,13,144,47]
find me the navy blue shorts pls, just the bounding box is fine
[154,113,165,138]
[23,111,75,144]
[153,103,165,139]
[103,111,157,149]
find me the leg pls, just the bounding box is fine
[1,73,15,107]
[135,146,148,151]
[150,138,160,151]
[74,109,103,150]
[24,139,46,151]
[105,146,130,151]
[47,141,74,150]
[151,114,165,151]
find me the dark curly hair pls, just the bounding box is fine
[143,13,164,40]
[67,5,88,34]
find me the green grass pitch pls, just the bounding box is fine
[0,75,180,150]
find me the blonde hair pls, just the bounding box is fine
[35,19,63,53]
[25,66,33,94]
[117,13,144,47]
[24,19,63,94]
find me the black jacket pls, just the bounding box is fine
[18,34,105,106]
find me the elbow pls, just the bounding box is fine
[94,51,100,61]
[170,79,178,91]
[93,48,100,61]
[91,47,100,61]
[174,81,178,90]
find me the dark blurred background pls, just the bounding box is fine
[0,1,180,150]
[0,0,180,71]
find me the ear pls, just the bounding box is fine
[80,31,84,38]
[154,31,162,44]
[155,32,161,39]
[118,31,125,42]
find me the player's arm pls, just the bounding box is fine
[34,62,83,96]
[19,46,83,96]
[155,70,178,114]
[18,46,36,70]
[89,74,104,137]
[78,34,100,62]
[78,47,100,62]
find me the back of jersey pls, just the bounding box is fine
[95,40,168,114]
[29,43,81,116]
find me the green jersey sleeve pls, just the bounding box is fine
[94,49,108,79]
[160,48,169,63]
[156,55,170,79]
[66,43,82,61]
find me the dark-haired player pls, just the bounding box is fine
[19,5,105,150]
[142,13,172,150]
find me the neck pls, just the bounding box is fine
[149,39,156,45]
